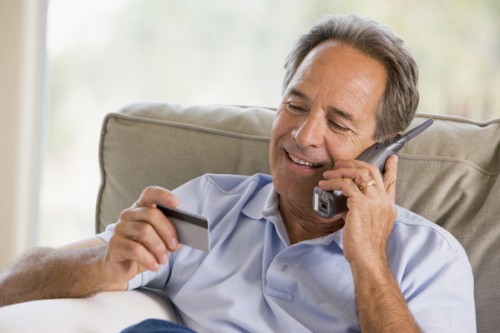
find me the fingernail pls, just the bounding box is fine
[152,262,161,271]
[169,237,178,250]
[161,253,168,264]
[168,196,180,206]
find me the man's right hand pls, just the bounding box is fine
[104,186,181,287]
[0,186,180,306]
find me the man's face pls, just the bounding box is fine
[270,40,388,210]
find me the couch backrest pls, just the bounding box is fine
[97,101,499,332]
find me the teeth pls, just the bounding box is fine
[289,153,320,167]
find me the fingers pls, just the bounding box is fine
[318,157,398,266]
[318,156,399,206]
[108,232,163,272]
[108,186,181,273]
[136,186,180,208]
[319,159,385,195]
[117,207,174,260]
[134,186,180,250]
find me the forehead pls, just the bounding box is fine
[286,41,387,124]
[295,41,386,94]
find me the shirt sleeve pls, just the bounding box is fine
[95,223,115,243]
[411,248,475,332]
[393,209,476,332]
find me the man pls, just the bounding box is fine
[0,14,475,332]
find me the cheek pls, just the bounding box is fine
[323,135,352,162]
[271,109,287,132]
[269,116,283,169]
[269,112,296,175]
[270,112,291,149]
[324,135,369,162]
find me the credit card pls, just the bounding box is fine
[157,204,209,252]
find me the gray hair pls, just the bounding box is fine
[283,14,419,140]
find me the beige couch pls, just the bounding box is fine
[1,101,498,332]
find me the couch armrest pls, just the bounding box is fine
[0,289,178,333]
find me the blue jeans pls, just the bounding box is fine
[121,319,197,333]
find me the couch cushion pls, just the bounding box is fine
[97,101,499,332]
[96,102,274,231]
[0,289,178,333]
[396,114,500,333]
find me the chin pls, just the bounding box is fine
[273,172,317,203]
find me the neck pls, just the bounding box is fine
[279,196,344,244]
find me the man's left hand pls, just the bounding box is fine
[318,155,398,266]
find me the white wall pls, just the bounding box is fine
[0,0,47,269]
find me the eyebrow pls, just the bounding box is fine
[328,106,354,123]
[288,88,309,101]
[288,88,355,123]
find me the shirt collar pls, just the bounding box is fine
[241,184,343,250]
[241,182,274,220]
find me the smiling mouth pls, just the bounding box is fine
[287,152,323,169]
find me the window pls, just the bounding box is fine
[41,0,500,246]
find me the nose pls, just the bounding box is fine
[292,113,326,148]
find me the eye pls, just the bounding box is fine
[328,120,350,133]
[285,102,307,114]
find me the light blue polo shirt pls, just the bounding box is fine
[99,173,476,333]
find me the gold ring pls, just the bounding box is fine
[358,179,376,192]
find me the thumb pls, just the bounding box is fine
[136,186,179,208]
[383,155,398,200]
